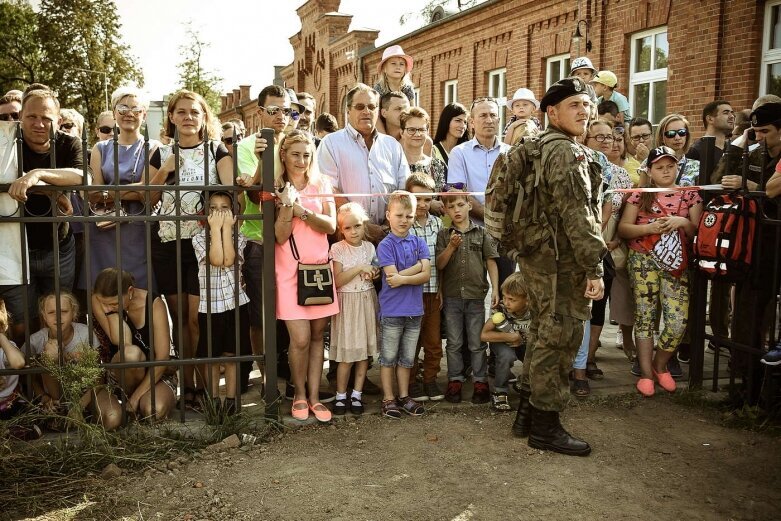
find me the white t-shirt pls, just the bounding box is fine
[0,121,26,285]
[25,323,99,356]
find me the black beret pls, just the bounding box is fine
[750,102,781,127]
[540,77,589,112]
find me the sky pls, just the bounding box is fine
[113,0,449,101]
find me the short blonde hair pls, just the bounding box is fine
[38,291,80,324]
[500,272,527,298]
[387,190,416,213]
[337,202,369,229]
[111,86,149,111]
[59,108,84,135]
[405,172,434,192]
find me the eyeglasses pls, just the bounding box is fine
[664,129,688,139]
[350,103,378,112]
[291,110,300,120]
[116,105,144,116]
[259,106,292,117]
[630,133,652,142]
[98,126,114,134]
[0,112,20,121]
[443,182,466,191]
[587,134,614,143]
[60,122,75,130]
[403,127,428,136]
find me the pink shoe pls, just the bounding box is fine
[653,369,676,393]
[636,378,655,397]
[291,399,309,421]
[309,402,332,423]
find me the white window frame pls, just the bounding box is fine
[444,80,458,106]
[629,26,668,124]
[760,0,781,96]
[546,54,571,90]
[488,68,507,136]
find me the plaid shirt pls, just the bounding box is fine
[192,230,250,314]
[410,213,442,293]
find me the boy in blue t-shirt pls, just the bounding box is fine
[377,191,431,419]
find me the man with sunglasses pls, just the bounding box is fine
[505,77,606,456]
[1,87,84,343]
[220,121,243,156]
[0,93,21,122]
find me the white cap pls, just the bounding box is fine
[570,56,596,74]
[508,88,540,110]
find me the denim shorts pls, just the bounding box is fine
[379,315,422,368]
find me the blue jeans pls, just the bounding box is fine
[379,316,422,368]
[491,342,521,393]
[572,320,591,370]
[444,297,487,382]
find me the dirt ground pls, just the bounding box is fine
[23,394,781,521]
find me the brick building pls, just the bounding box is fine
[220,0,780,137]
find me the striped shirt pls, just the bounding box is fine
[192,230,250,313]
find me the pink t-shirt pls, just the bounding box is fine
[626,189,702,252]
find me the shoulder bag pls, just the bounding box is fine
[289,234,334,306]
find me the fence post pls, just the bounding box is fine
[260,128,279,419]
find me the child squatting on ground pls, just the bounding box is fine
[377,191,431,419]
[481,273,531,411]
[436,189,499,405]
[192,190,251,417]
[330,202,380,416]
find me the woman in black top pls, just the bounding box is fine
[431,103,469,181]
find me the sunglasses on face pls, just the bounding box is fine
[259,106,291,117]
[60,122,75,130]
[630,133,652,142]
[116,105,144,116]
[403,127,428,136]
[350,103,378,112]
[98,126,114,134]
[0,112,20,121]
[664,129,688,138]
[443,182,466,191]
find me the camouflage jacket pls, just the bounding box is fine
[519,127,606,279]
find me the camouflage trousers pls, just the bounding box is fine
[519,268,588,412]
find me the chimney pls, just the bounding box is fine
[232,89,241,107]
[239,85,251,104]
[226,92,234,107]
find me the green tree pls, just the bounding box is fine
[37,0,144,133]
[175,22,223,116]
[0,0,45,90]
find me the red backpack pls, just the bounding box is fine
[693,194,757,281]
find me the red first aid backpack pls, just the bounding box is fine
[693,194,757,281]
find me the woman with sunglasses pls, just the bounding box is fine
[639,114,699,187]
[82,86,160,295]
[95,110,116,143]
[149,89,235,410]
[400,107,445,215]
[431,103,469,182]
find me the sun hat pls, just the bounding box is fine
[570,56,596,74]
[592,70,618,89]
[508,88,540,110]
[377,45,414,74]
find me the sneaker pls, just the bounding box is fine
[677,351,690,364]
[381,399,402,419]
[398,396,425,416]
[409,382,429,402]
[761,344,781,366]
[333,395,348,415]
[444,381,463,403]
[472,381,490,404]
[667,356,684,379]
[630,358,641,377]
[615,330,623,350]
[491,392,512,411]
[424,381,445,401]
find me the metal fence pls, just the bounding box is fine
[0,124,279,423]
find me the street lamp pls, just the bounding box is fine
[70,67,109,111]
[572,19,592,55]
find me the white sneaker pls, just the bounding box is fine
[615,330,623,349]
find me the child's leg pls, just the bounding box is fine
[420,293,443,384]
[209,364,222,398]
[572,320,590,380]
[353,359,368,392]
[336,361,354,395]
[628,252,661,380]
[465,299,488,382]
[653,271,690,372]
[396,316,422,398]
[443,298,466,382]
[379,317,405,400]
[223,354,237,399]
[492,343,517,393]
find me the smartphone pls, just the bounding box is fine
[748,128,756,142]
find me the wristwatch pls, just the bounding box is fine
[300,209,311,221]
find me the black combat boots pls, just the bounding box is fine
[528,405,591,456]
[511,389,532,438]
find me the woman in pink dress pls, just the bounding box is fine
[274,131,338,422]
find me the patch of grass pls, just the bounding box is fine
[568,391,643,410]
[670,388,781,436]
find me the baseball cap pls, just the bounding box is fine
[647,146,678,165]
[592,71,618,88]
[570,57,596,74]
[285,88,305,113]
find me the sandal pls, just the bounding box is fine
[585,362,604,380]
[179,386,196,409]
[398,396,425,416]
[291,399,309,421]
[381,399,402,419]
[309,402,332,423]
[572,379,591,398]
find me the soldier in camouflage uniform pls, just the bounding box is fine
[510,77,607,456]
